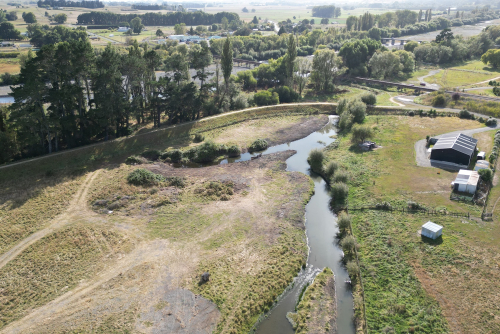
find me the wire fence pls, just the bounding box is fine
[347,205,471,219]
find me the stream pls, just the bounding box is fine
[177,115,355,333]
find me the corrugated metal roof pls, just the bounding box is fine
[432,133,477,156]
[453,169,479,186]
[422,221,443,233]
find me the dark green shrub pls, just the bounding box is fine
[331,182,348,203]
[126,155,148,165]
[141,149,161,161]
[332,170,349,183]
[408,110,415,116]
[348,100,366,124]
[375,202,392,210]
[183,147,198,160]
[194,133,205,143]
[194,140,220,163]
[218,144,228,155]
[249,138,268,152]
[271,85,300,103]
[346,260,359,278]
[338,111,353,130]
[324,161,338,179]
[432,94,446,107]
[341,235,356,253]
[478,168,493,183]
[486,118,497,126]
[407,201,425,210]
[252,90,279,106]
[337,213,351,232]
[307,149,324,172]
[227,145,241,157]
[127,168,164,186]
[458,109,473,119]
[361,93,377,106]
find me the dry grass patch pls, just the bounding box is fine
[0,174,85,254]
[0,223,132,329]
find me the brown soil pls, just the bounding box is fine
[2,151,312,333]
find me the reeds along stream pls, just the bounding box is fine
[178,116,355,333]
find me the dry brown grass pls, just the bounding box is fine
[473,129,496,155]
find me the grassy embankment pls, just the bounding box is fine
[425,60,500,89]
[321,115,500,333]
[304,84,400,106]
[0,106,328,332]
[287,267,336,334]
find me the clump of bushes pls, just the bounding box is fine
[432,93,447,107]
[249,138,268,152]
[196,180,234,200]
[193,133,205,143]
[193,140,222,163]
[323,161,338,179]
[486,118,497,126]
[337,212,351,235]
[407,201,426,211]
[331,182,349,204]
[458,109,474,120]
[340,235,356,254]
[127,168,164,186]
[161,149,183,162]
[227,145,241,157]
[125,155,148,165]
[141,149,162,161]
[307,149,325,173]
[166,176,186,188]
[478,168,493,183]
[337,98,366,130]
[361,93,377,106]
[332,170,349,183]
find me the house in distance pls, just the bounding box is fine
[429,133,478,170]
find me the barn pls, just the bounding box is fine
[430,133,477,169]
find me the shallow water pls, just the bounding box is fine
[175,116,355,333]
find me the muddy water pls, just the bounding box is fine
[176,116,355,333]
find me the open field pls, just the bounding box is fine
[405,18,500,42]
[322,115,500,332]
[0,59,20,74]
[0,109,331,333]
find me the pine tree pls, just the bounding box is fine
[418,10,422,22]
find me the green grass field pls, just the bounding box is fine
[321,115,500,333]
[425,60,500,89]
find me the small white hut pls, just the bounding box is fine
[421,221,443,240]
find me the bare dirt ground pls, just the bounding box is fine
[1,112,321,333]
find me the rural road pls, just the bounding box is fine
[418,69,441,90]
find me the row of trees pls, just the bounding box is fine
[77,11,239,26]
[311,5,341,18]
[37,0,104,8]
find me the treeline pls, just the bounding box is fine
[77,11,239,26]
[312,5,341,18]
[37,0,104,8]
[131,4,162,10]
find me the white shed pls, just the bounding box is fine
[421,221,443,239]
[451,169,479,194]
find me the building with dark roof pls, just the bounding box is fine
[429,133,477,169]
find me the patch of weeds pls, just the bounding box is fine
[193,133,205,143]
[127,169,164,186]
[195,181,234,201]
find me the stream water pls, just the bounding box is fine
[177,115,355,333]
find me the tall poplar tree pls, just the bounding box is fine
[285,33,297,87]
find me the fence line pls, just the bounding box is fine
[347,206,471,219]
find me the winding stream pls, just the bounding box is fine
[178,116,355,333]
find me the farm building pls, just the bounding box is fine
[430,133,477,169]
[474,160,490,171]
[451,169,479,194]
[421,221,443,239]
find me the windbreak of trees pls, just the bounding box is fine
[77,11,239,26]
[37,0,104,8]
[312,5,341,18]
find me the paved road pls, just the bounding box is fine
[414,125,500,169]
[418,69,441,90]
